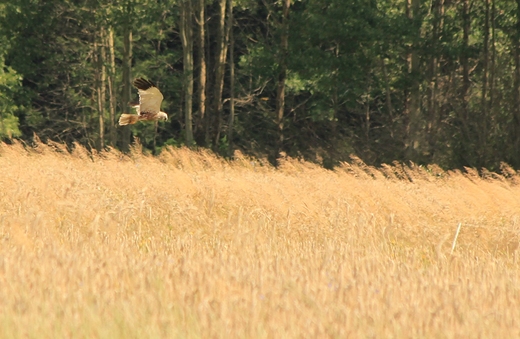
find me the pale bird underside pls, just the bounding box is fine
[118,78,168,126]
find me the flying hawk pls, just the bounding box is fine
[118,78,168,125]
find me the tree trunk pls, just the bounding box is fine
[461,0,470,112]
[489,0,496,112]
[226,0,235,157]
[275,0,290,159]
[405,0,422,161]
[514,0,520,161]
[95,28,106,151]
[204,16,212,147]
[180,0,194,146]
[381,57,394,124]
[459,0,470,134]
[212,0,230,148]
[479,0,489,159]
[364,90,370,145]
[196,0,206,144]
[481,0,489,115]
[121,2,133,153]
[427,0,444,159]
[107,27,117,148]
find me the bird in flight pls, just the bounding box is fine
[118,78,168,125]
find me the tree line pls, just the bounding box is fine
[1,0,520,170]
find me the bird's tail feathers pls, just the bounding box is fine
[119,114,140,126]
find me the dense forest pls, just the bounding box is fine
[1,0,520,170]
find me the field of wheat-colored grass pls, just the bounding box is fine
[1,140,520,338]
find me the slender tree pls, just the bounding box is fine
[489,0,496,113]
[95,27,107,150]
[426,0,444,158]
[180,0,194,146]
[120,1,133,152]
[406,0,422,161]
[107,27,117,147]
[461,0,470,121]
[482,0,490,115]
[275,0,290,159]
[196,0,207,143]
[211,0,231,147]
[226,0,235,157]
[514,0,520,158]
[478,0,490,159]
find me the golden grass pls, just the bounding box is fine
[1,141,520,338]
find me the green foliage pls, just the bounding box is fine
[2,0,520,169]
[0,113,21,139]
[0,40,22,139]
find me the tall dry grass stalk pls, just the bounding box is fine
[1,141,520,338]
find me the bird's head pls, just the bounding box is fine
[158,111,168,121]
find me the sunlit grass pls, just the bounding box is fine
[1,141,520,338]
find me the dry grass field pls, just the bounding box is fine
[1,141,520,338]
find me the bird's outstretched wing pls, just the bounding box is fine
[133,78,164,116]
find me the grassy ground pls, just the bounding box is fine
[1,141,520,338]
